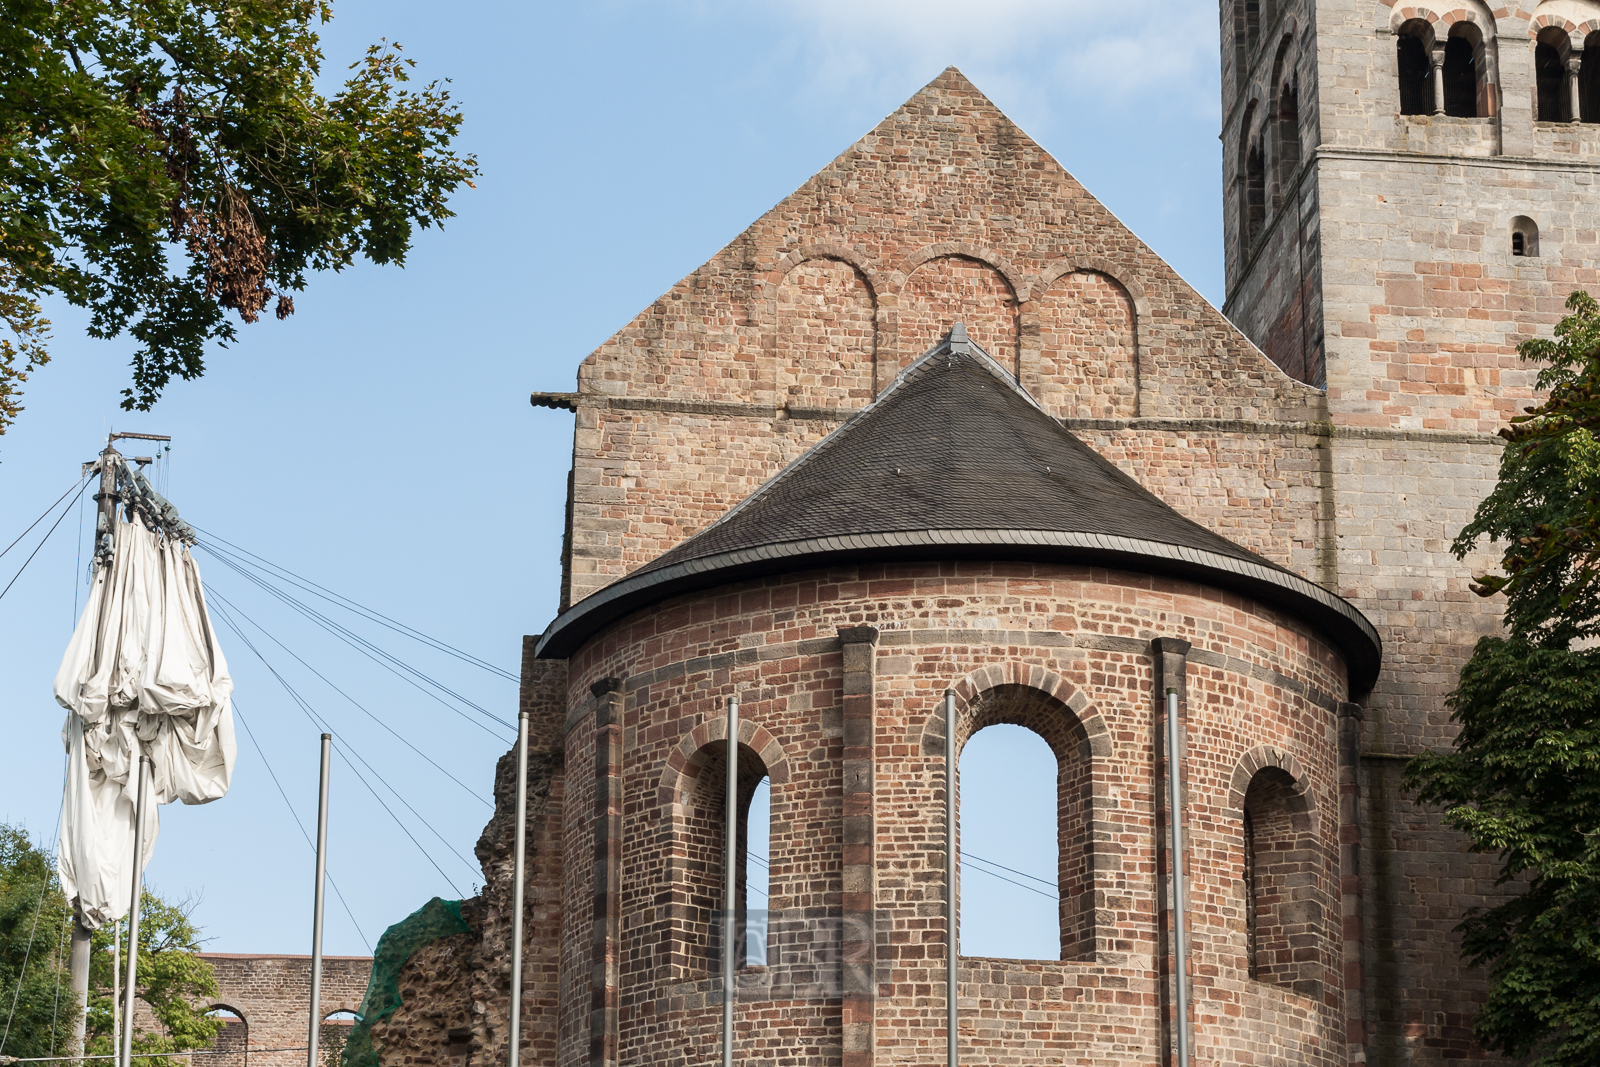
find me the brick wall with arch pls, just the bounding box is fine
[552,558,1353,1067]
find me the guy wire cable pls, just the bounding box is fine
[204,585,490,807]
[958,858,1056,900]
[0,476,89,563]
[194,529,516,680]
[208,600,475,889]
[191,528,516,681]
[233,700,370,952]
[206,594,488,873]
[200,547,513,737]
[0,479,95,604]
[201,546,512,732]
[960,851,1056,888]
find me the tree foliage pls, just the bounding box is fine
[0,0,478,431]
[1408,291,1600,1066]
[0,823,222,1065]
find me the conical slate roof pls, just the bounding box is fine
[538,330,1380,688]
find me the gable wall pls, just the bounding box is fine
[561,69,1329,611]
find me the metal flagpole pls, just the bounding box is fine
[944,690,957,1067]
[69,918,90,1061]
[119,757,151,1067]
[721,695,738,1067]
[509,709,531,1067]
[307,735,331,1067]
[111,921,120,1066]
[1166,688,1190,1067]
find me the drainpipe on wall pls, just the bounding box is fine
[944,690,958,1067]
[722,695,738,1067]
[1166,688,1191,1067]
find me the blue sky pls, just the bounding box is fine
[0,1,1226,958]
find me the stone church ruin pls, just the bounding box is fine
[351,2,1600,1065]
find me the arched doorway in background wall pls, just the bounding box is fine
[205,1007,247,1067]
[320,1010,359,1067]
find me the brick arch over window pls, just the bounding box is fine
[772,254,879,409]
[657,716,791,979]
[892,247,1021,377]
[205,1005,248,1067]
[918,666,1111,960]
[1224,746,1327,999]
[1028,259,1143,420]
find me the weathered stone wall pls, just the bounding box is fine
[361,645,567,1067]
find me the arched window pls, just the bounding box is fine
[1245,140,1266,247]
[205,1007,247,1067]
[951,685,1096,962]
[1242,768,1322,998]
[745,776,770,967]
[320,1011,357,1067]
[1246,0,1260,55]
[1443,24,1484,117]
[677,738,771,976]
[1537,30,1571,122]
[1275,80,1301,208]
[959,724,1059,959]
[1582,38,1600,122]
[1397,21,1434,115]
[1511,215,1539,257]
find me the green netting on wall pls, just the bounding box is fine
[341,897,472,1067]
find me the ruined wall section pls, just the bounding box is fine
[365,646,568,1067]
[560,67,1327,610]
[194,955,371,1067]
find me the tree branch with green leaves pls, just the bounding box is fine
[1408,290,1600,1066]
[0,0,478,431]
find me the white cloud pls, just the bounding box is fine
[754,0,1222,119]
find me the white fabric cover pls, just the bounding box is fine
[55,518,236,929]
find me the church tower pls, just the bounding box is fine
[1223,2,1600,1061]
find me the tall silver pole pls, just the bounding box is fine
[69,918,90,1059]
[119,756,150,1067]
[509,709,531,1067]
[307,735,331,1067]
[944,690,957,1067]
[111,920,120,1064]
[1166,688,1190,1067]
[721,695,738,1067]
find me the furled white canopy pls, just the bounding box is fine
[55,497,235,930]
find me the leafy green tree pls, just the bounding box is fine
[0,823,223,1065]
[0,824,76,1059]
[1408,290,1600,1066]
[0,0,477,431]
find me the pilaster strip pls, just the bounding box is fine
[839,625,879,1067]
[1338,702,1368,1067]
[589,678,625,1067]
[1150,637,1192,1067]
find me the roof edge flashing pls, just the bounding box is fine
[535,530,1382,692]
